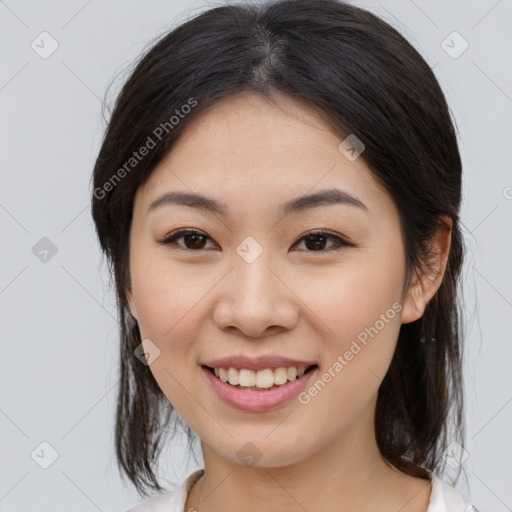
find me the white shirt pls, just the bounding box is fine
[126,468,479,512]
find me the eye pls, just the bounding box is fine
[291,230,352,252]
[158,229,353,252]
[158,229,216,250]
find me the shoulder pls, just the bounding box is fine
[427,474,479,512]
[126,469,204,512]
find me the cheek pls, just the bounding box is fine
[129,252,211,408]
[303,250,405,401]
[305,259,403,344]
[129,244,210,340]
[296,269,403,426]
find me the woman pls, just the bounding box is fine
[91,1,478,510]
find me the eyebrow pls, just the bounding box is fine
[148,188,369,217]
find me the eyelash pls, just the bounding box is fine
[158,229,353,253]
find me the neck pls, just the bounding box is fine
[185,398,432,512]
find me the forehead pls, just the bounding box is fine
[134,91,392,219]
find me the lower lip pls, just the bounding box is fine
[201,365,318,412]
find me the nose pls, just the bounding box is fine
[212,250,299,338]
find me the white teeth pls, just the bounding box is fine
[274,367,288,385]
[211,365,310,388]
[239,369,256,387]
[255,369,274,389]
[227,367,239,385]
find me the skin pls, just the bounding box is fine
[126,91,452,512]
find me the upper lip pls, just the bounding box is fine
[201,355,318,371]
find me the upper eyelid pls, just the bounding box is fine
[162,228,345,240]
[160,228,352,248]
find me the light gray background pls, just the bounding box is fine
[1,0,511,510]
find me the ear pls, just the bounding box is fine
[401,215,452,324]
[126,288,139,321]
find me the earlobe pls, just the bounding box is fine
[400,279,428,324]
[401,216,452,325]
[126,289,138,321]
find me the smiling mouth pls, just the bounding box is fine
[202,364,318,391]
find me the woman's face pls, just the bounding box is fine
[126,91,424,467]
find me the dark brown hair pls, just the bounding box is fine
[90,0,466,496]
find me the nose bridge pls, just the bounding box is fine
[232,241,278,312]
[213,238,298,336]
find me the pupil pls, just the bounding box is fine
[186,234,205,249]
[306,235,325,251]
